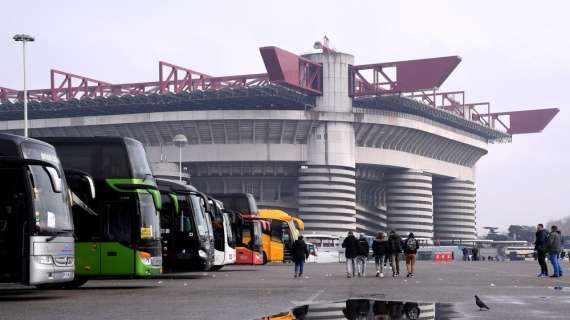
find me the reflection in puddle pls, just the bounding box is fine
[259,299,461,319]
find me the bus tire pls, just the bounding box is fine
[262,252,268,265]
[210,265,223,271]
[35,283,64,290]
[62,277,88,289]
[35,277,87,290]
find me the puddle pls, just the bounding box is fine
[257,298,462,319]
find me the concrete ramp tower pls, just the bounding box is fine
[298,52,357,234]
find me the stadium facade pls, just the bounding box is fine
[0,44,558,241]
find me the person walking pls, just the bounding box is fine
[387,230,403,277]
[403,233,419,278]
[534,223,549,277]
[356,234,369,277]
[546,225,563,278]
[372,232,388,278]
[292,235,309,278]
[342,231,360,278]
[472,247,479,262]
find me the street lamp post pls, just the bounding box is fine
[172,134,188,182]
[13,34,35,138]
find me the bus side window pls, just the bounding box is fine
[181,216,192,233]
[73,205,100,241]
[102,201,132,244]
[270,220,283,242]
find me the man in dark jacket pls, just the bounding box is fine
[547,226,563,278]
[387,230,403,277]
[403,232,420,278]
[292,235,309,278]
[356,234,369,277]
[342,231,359,278]
[534,223,549,277]
[372,232,388,277]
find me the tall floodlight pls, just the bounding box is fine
[13,34,35,138]
[172,134,188,182]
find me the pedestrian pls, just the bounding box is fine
[546,225,563,278]
[462,247,468,261]
[342,231,359,278]
[292,235,309,278]
[403,233,419,278]
[534,223,549,277]
[372,232,388,278]
[387,230,403,277]
[472,247,479,261]
[357,234,369,277]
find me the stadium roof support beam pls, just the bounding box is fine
[485,108,560,134]
[260,46,323,95]
[158,61,211,94]
[349,56,461,97]
[0,87,19,103]
[50,69,112,101]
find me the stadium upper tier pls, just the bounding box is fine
[0,90,510,142]
[0,45,558,139]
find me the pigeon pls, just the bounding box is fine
[475,295,490,311]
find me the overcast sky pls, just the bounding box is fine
[1,0,568,233]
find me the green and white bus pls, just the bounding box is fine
[0,134,75,286]
[40,137,162,287]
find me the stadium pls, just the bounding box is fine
[0,43,558,241]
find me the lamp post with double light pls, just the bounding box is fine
[13,34,35,138]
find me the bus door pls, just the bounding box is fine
[0,167,29,283]
[100,199,135,275]
[268,220,285,262]
[282,221,295,262]
[159,193,177,271]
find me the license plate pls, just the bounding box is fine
[62,272,72,279]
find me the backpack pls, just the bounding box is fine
[406,238,417,251]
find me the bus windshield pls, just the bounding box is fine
[190,194,209,237]
[125,139,152,179]
[223,213,235,247]
[139,193,161,240]
[252,221,262,249]
[21,142,73,234]
[212,194,258,215]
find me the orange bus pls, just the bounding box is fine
[259,209,301,264]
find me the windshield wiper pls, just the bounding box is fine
[46,230,73,242]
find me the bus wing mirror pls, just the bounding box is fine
[64,169,96,200]
[44,166,63,193]
[85,175,96,200]
[71,192,98,217]
[0,157,62,193]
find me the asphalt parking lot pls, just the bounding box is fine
[1,261,570,320]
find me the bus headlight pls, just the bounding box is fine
[38,255,54,265]
[139,251,152,266]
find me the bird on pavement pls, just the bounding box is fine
[475,295,490,311]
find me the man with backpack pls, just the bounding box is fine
[356,234,369,277]
[403,232,420,278]
[342,231,360,278]
[387,230,403,277]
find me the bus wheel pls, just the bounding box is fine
[35,283,65,290]
[210,265,223,271]
[62,277,88,289]
[262,252,268,265]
